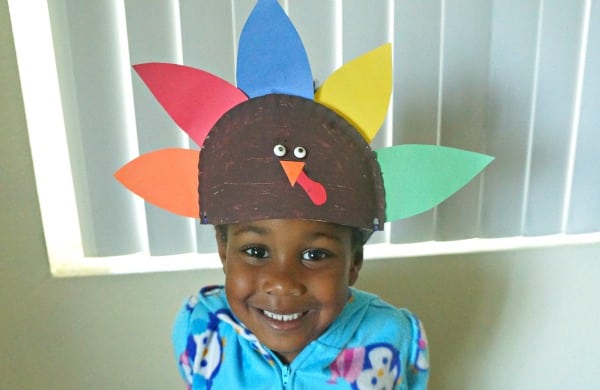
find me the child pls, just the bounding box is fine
[115,0,492,388]
[172,218,430,389]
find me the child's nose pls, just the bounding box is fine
[260,261,306,296]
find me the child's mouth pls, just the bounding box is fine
[262,309,306,322]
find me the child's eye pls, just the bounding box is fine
[301,249,330,261]
[243,246,270,259]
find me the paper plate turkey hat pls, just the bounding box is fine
[115,0,493,238]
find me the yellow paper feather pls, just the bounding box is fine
[315,43,392,143]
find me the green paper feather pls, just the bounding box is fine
[376,144,494,221]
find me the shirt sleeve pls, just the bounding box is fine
[405,313,430,389]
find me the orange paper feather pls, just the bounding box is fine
[114,148,200,218]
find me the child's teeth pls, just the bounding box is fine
[263,310,302,322]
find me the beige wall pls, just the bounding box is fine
[2,2,599,389]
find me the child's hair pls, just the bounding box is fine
[214,224,366,252]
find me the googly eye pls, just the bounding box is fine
[273,144,287,157]
[293,146,307,159]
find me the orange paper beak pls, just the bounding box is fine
[280,160,305,186]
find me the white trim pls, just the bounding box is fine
[521,0,545,233]
[50,232,600,277]
[365,232,600,260]
[51,252,223,278]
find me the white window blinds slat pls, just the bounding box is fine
[435,0,492,242]
[567,0,600,234]
[480,0,541,239]
[181,0,235,82]
[288,0,340,92]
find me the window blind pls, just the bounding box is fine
[12,0,600,274]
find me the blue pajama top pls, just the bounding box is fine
[172,286,429,389]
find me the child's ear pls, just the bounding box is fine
[349,247,363,286]
[215,230,228,269]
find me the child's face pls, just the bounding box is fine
[217,218,363,364]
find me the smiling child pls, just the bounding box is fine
[170,218,429,389]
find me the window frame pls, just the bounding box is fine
[10,1,600,277]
